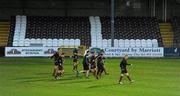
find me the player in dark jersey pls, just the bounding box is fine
[72,48,79,77]
[99,49,109,75]
[50,51,60,76]
[89,51,97,78]
[82,50,90,78]
[118,55,134,84]
[54,52,65,80]
[96,53,106,79]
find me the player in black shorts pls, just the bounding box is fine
[82,50,90,78]
[99,49,109,75]
[118,55,134,84]
[54,52,65,80]
[89,51,97,78]
[50,50,60,76]
[72,48,79,77]
[96,53,105,79]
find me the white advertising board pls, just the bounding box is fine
[103,47,164,57]
[5,47,59,57]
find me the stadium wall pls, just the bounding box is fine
[4,47,180,57]
[0,47,5,57]
[0,0,180,20]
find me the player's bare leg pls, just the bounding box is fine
[53,66,58,76]
[73,62,79,77]
[103,66,109,75]
[54,69,60,79]
[96,68,103,79]
[93,69,97,77]
[125,73,134,83]
[91,69,97,78]
[73,62,77,71]
[84,70,89,78]
[118,74,124,84]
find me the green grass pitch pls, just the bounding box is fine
[0,57,180,96]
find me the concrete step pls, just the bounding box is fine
[162,40,173,43]
[161,35,173,38]
[0,22,10,25]
[159,23,171,26]
[160,28,172,32]
[159,26,172,29]
[0,43,7,46]
[162,38,173,40]
[160,32,173,35]
[0,40,8,43]
[0,37,8,39]
[0,31,10,34]
[0,28,10,31]
[0,34,9,37]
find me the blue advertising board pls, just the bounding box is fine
[164,48,180,57]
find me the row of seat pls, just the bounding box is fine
[9,15,162,48]
[91,39,158,48]
[89,16,102,47]
[13,38,81,47]
[100,16,162,46]
[172,17,180,47]
[25,16,91,46]
[13,15,27,42]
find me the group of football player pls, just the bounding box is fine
[50,48,134,84]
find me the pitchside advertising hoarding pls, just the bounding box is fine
[164,48,180,57]
[5,47,58,57]
[103,47,164,57]
[6,47,164,57]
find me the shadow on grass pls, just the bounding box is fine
[12,73,92,84]
[57,80,93,84]
[87,83,118,89]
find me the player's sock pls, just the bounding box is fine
[130,80,134,83]
[119,82,123,85]
[127,76,132,81]
[96,75,99,79]
[52,69,56,76]
[86,71,89,78]
[119,76,123,83]
[76,70,79,77]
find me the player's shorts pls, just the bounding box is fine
[54,61,59,66]
[83,63,89,70]
[90,63,96,69]
[73,59,78,63]
[97,63,104,70]
[58,65,63,70]
[121,68,128,74]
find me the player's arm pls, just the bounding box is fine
[60,53,65,57]
[126,63,132,66]
[50,53,55,59]
[95,54,100,59]
[85,56,89,65]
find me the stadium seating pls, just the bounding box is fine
[100,16,162,48]
[7,16,15,46]
[12,15,27,46]
[11,16,89,47]
[172,17,180,47]
[89,16,103,47]
[9,15,162,48]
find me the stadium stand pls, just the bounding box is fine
[11,16,89,47]
[25,16,89,47]
[172,17,180,47]
[9,15,163,48]
[159,23,174,47]
[100,16,162,48]
[7,16,15,47]
[0,21,10,46]
[89,16,103,48]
